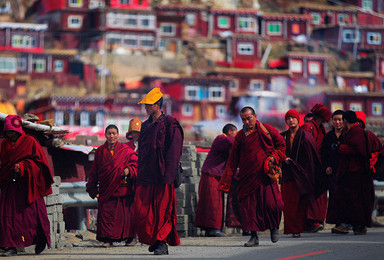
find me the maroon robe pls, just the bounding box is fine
[194,134,234,230]
[218,122,286,232]
[280,128,323,234]
[327,124,374,227]
[0,133,52,248]
[134,114,183,246]
[86,141,138,242]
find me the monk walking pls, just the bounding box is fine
[134,88,184,255]
[0,115,53,256]
[86,125,138,247]
[218,107,286,247]
[194,123,237,237]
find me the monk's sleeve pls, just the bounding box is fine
[218,134,241,192]
[164,125,183,183]
[268,126,286,164]
[301,122,311,133]
[86,150,100,199]
[126,152,138,181]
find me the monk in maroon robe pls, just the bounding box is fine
[327,110,374,235]
[0,115,53,256]
[86,125,138,247]
[301,103,331,232]
[194,124,237,237]
[280,110,323,238]
[218,107,286,247]
[134,88,183,255]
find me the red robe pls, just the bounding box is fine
[194,134,234,230]
[134,114,183,246]
[86,141,138,242]
[0,133,53,248]
[218,122,286,232]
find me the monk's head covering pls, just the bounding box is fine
[343,110,357,124]
[311,103,332,122]
[285,109,300,123]
[127,117,142,135]
[3,115,23,134]
[355,111,366,128]
[138,88,163,105]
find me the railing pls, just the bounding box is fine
[373,180,384,218]
[59,181,97,207]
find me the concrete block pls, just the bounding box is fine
[53,176,61,186]
[177,222,188,231]
[183,167,199,177]
[46,205,56,214]
[58,212,64,222]
[52,186,60,195]
[58,221,66,233]
[177,214,189,224]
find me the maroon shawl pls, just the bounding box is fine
[302,119,326,152]
[218,121,286,200]
[0,133,53,204]
[86,141,138,204]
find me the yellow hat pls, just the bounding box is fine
[138,88,163,105]
[127,117,142,134]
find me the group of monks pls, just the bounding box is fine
[195,104,383,247]
[1,87,383,256]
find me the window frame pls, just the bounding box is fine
[362,0,373,11]
[33,58,46,73]
[237,42,254,55]
[208,86,225,101]
[139,35,155,49]
[182,103,193,116]
[160,23,176,36]
[217,16,230,29]
[185,85,200,101]
[349,102,363,111]
[216,105,227,118]
[308,61,321,75]
[138,14,155,29]
[68,15,83,28]
[122,34,138,48]
[0,56,17,73]
[290,59,303,73]
[266,21,282,36]
[54,60,64,72]
[367,32,381,45]
[69,0,83,8]
[249,79,264,91]
[342,29,361,43]
[185,13,196,26]
[237,17,256,32]
[310,12,321,25]
[372,102,383,116]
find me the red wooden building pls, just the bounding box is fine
[156,12,184,55]
[339,0,383,13]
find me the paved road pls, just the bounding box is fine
[7,227,384,259]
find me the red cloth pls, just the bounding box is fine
[285,109,300,123]
[225,178,242,228]
[301,119,326,152]
[133,184,180,246]
[311,104,332,122]
[86,141,138,241]
[0,134,52,248]
[194,173,224,230]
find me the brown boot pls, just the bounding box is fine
[331,225,349,234]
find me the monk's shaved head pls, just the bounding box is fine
[240,107,255,115]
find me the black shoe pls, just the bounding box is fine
[242,230,251,236]
[148,241,160,252]
[35,242,46,255]
[154,241,168,255]
[270,228,279,243]
[2,247,17,257]
[244,232,259,247]
[206,229,226,237]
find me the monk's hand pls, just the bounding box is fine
[14,163,20,173]
[284,157,291,165]
[326,167,332,175]
[123,167,130,177]
[12,163,21,181]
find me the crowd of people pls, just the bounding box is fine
[0,87,383,256]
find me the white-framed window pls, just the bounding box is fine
[290,59,303,73]
[249,79,264,91]
[367,32,381,45]
[362,0,373,11]
[331,102,344,112]
[217,16,230,29]
[308,61,321,75]
[343,29,361,43]
[120,0,130,4]
[69,0,83,7]
[11,35,23,48]
[381,60,384,76]
[123,14,137,28]
[80,111,90,127]
[23,35,35,48]
[185,85,200,100]
[185,13,196,26]
[17,57,27,71]
[106,33,122,45]
[209,86,225,101]
[68,15,83,28]
[238,17,256,32]
[237,43,254,55]
[372,102,383,116]
[107,12,122,28]
[231,79,239,91]
[310,12,321,25]
[54,60,64,72]
[138,14,155,29]
[89,0,104,9]
[11,35,36,48]
[0,56,17,73]
[350,102,362,111]
[266,22,282,36]
[182,104,193,116]
[96,111,104,127]
[55,111,64,126]
[33,58,46,72]
[160,23,176,36]
[337,14,349,25]
[122,34,138,48]
[216,105,227,118]
[139,35,155,49]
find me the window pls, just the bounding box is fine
[68,15,83,28]
[54,60,64,72]
[182,104,193,116]
[238,17,256,32]
[124,14,137,28]
[331,102,344,112]
[310,13,321,25]
[120,0,130,4]
[33,58,45,72]
[290,60,302,73]
[338,14,349,25]
[291,23,300,35]
[138,14,155,29]
[11,35,36,48]
[372,102,383,116]
[216,105,226,118]
[308,61,321,75]
[17,57,27,71]
[139,35,155,49]
[249,80,264,91]
[218,16,230,29]
[231,79,239,91]
[266,22,282,36]
[381,61,384,76]
[11,35,23,48]
[0,57,17,73]
[69,0,83,7]
[185,85,200,100]
[123,34,138,48]
[350,102,362,111]
[106,33,122,45]
[209,86,224,101]
[237,43,254,55]
[160,23,176,36]
[367,32,381,45]
[362,0,373,11]
[80,111,90,126]
[23,36,35,48]
[343,29,361,43]
[107,12,122,28]
[185,13,196,26]
[55,111,64,126]
[96,111,104,127]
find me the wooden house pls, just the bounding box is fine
[156,12,184,55]
[375,55,384,91]
[339,0,383,13]
[334,71,375,92]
